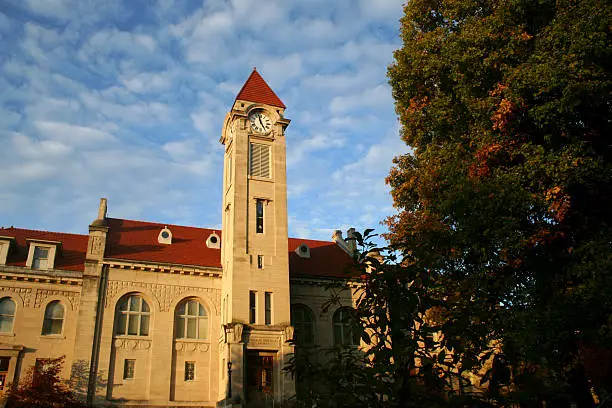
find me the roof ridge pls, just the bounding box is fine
[107,217,221,232]
[289,237,333,244]
[0,227,88,238]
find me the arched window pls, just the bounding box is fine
[291,304,315,346]
[333,307,359,346]
[0,298,15,333]
[115,294,150,336]
[175,299,208,340]
[42,301,64,335]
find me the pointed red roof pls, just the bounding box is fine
[235,69,286,108]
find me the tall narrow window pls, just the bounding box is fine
[0,298,15,333]
[249,291,256,324]
[123,359,135,379]
[226,153,233,188]
[333,307,359,346]
[42,301,64,335]
[257,255,264,269]
[291,304,315,346]
[175,299,208,340]
[115,294,150,336]
[185,361,195,381]
[249,143,270,178]
[225,295,229,323]
[256,199,264,234]
[265,292,272,325]
[222,297,226,325]
[32,247,49,270]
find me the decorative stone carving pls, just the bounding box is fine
[113,338,152,350]
[232,323,243,343]
[248,336,279,348]
[174,341,210,353]
[284,325,295,341]
[104,280,221,315]
[89,236,104,255]
[0,286,33,307]
[34,289,80,310]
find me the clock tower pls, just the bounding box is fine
[219,69,294,404]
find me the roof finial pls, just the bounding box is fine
[253,66,257,71]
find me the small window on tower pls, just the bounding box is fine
[256,199,264,234]
[265,292,272,325]
[257,255,264,269]
[249,291,256,324]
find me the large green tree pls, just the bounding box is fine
[387,0,611,405]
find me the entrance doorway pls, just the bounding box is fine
[246,351,274,404]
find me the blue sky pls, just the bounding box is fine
[0,0,408,242]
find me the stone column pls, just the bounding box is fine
[280,325,296,402]
[227,323,245,406]
[70,198,109,403]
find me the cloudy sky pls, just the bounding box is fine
[0,0,408,242]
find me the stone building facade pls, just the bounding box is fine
[0,70,361,407]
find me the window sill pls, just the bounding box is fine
[248,176,274,183]
[40,334,66,339]
[114,335,150,340]
[0,332,15,337]
[174,338,209,343]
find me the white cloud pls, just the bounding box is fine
[33,121,116,147]
[121,71,173,93]
[329,84,393,114]
[9,132,73,159]
[22,0,73,20]
[287,132,346,166]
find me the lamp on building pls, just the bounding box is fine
[227,361,233,399]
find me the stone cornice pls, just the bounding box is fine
[0,265,82,285]
[103,258,222,278]
[290,275,364,289]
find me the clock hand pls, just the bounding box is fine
[259,116,265,129]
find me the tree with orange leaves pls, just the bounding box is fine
[387,0,611,406]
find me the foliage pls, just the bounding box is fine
[286,230,494,407]
[5,356,85,408]
[385,0,611,406]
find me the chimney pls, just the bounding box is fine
[332,230,350,255]
[346,227,357,255]
[90,198,108,227]
[98,198,108,220]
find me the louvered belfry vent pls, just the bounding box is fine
[250,143,271,178]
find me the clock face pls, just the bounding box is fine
[249,112,273,134]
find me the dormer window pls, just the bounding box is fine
[158,227,172,245]
[32,247,49,270]
[25,239,61,271]
[206,232,221,249]
[0,237,14,265]
[295,243,310,259]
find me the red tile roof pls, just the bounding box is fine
[235,69,286,108]
[106,219,356,278]
[288,238,358,279]
[0,220,358,278]
[0,227,88,272]
[105,218,222,268]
